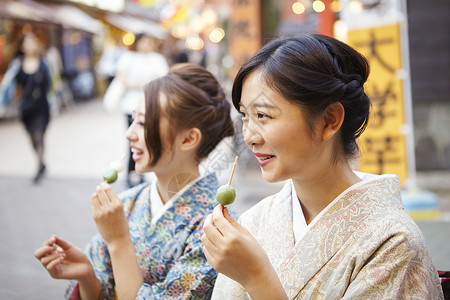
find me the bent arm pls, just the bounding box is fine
[202,205,288,300]
[91,183,144,299]
[107,237,143,300]
[78,274,102,300]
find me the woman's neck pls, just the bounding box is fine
[22,55,40,74]
[292,160,361,224]
[155,165,200,204]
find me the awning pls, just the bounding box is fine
[0,0,52,22]
[105,13,168,40]
[45,3,104,34]
[0,0,104,34]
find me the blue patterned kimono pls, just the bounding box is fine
[66,173,219,299]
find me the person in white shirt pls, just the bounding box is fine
[115,33,169,187]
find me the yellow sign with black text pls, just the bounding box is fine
[228,0,261,78]
[347,24,408,184]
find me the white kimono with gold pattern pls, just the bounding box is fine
[212,175,444,299]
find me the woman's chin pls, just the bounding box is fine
[134,166,147,174]
[261,171,281,183]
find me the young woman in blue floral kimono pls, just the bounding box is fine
[34,63,234,299]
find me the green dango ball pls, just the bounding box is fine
[103,168,118,184]
[216,185,236,205]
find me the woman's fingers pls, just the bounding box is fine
[91,183,123,217]
[96,184,111,204]
[91,183,120,213]
[34,244,56,260]
[201,215,221,267]
[223,206,236,224]
[202,214,223,242]
[40,251,64,266]
[91,192,101,210]
[100,182,121,205]
[201,239,214,265]
[45,256,64,272]
[39,235,56,248]
[203,204,243,249]
[212,205,239,235]
[202,214,219,245]
[52,235,72,251]
[108,190,123,205]
[91,183,113,209]
[201,232,215,250]
[90,183,128,245]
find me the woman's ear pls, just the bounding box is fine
[179,128,202,151]
[322,102,345,141]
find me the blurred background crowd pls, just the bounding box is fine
[0,0,448,173]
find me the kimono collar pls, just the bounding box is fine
[149,172,218,225]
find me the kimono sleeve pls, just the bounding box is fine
[65,185,147,300]
[136,222,217,299]
[64,233,116,300]
[343,230,444,299]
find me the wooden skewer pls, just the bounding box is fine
[110,153,127,173]
[228,156,238,186]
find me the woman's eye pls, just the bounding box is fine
[239,111,248,119]
[257,112,270,120]
[132,118,145,126]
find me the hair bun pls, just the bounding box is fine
[343,75,364,101]
[211,85,225,104]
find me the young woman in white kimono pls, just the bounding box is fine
[201,34,444,299]
[34,64,235,299]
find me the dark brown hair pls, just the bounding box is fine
[143,63,234,166]
[232,34,371,158]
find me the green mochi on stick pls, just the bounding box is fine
[216,185,236,205]
[103,168,118,184]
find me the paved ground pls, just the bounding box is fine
[0,99,449,299]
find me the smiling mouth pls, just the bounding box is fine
[131,147,143,154]
[256,155,274,161]
[131,147,144,161]
[254,153,275,167]
[257,157,274,167]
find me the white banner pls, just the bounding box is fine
[69,0,125,13]
[339,0,403,30]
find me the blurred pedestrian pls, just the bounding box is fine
[161,36,188,66]
[202,34,444,299]
[115,33,169,187]
[95,37,126,86]
[34,63,235,299]
[0,32,51,184]
[46,44,73,114]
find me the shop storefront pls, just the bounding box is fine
[0,0,105,113]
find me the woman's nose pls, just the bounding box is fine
[242,123,262,147]
[125,125,137,142]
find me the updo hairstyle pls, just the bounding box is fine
[232,34,371,158]
[143,63,234,165]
